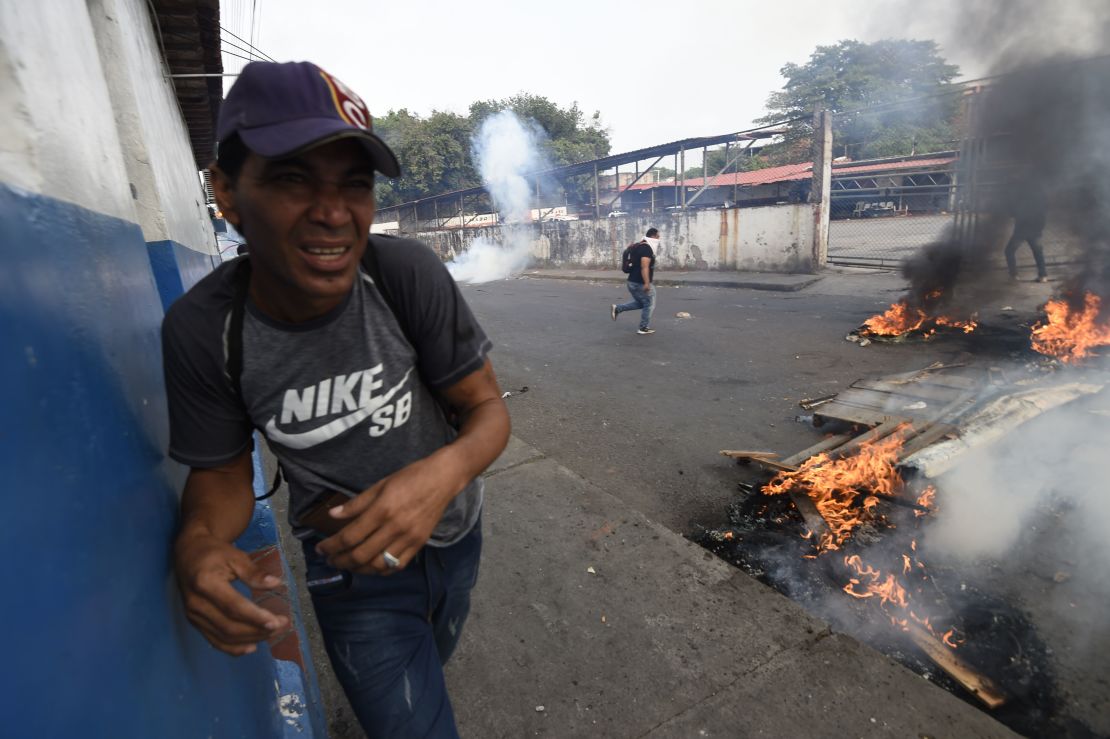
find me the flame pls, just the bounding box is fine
[914,486,937,518]
[861,299,979,337]
[1031,293,1110,363]
[762,427,909,551]
[935,315,979,334]
[843,555,909,608]
[862,301,928,336]
[843,553,961,647]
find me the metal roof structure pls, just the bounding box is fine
[151,0,223,168]
[376,126,789,215]
[626,155,956,191]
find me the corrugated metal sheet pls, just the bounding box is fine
[152,0,222,168]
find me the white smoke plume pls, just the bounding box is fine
[448,110,548,284]
[924,391,1110,596]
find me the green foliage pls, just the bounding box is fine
[757,39,961,164]
[374,95,610,209]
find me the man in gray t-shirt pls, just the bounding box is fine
[162,61,510,738]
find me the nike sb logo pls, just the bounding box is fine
[264,364,414,449]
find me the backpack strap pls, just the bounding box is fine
[225,257,283,501]
[362,236,458,428]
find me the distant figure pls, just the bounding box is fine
[1005,179,1049,282]
[611,227,659,335]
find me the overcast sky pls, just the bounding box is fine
[218,0,1105,154]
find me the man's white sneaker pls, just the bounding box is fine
[610,304,618,320]
[637,328,655,335]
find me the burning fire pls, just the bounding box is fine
[862,301,928,336]
[762,432,964,649]
[1031,292,1110,363]
[843,552,963,648]
[934,315,978,334]
[762,427,909,551]
[914,486,936,518]
[861,299,978,338]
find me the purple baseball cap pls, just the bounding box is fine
[217,61,400,177]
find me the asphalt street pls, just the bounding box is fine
[459,272,959,536]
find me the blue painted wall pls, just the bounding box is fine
[0,183,317,737]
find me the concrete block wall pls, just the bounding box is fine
[0,1,322,736]
[413,203,819,273]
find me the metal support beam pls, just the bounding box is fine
[686,144,752,208]
[680,147,686,209]
[605,155,664,209]
[593,163,600,220]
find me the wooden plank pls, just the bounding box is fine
[790,493,832,542]
[720,450,780,461]
[750,458,800,474]
[850,378,968,404]
[906,624,1007,709]
[829,418,909,457]
[813,401,894,427]
[897,422,959,461]
[781,432,855,466]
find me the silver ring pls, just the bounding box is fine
[382,551,401,569]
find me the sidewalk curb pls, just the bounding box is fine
[521,271,823,292]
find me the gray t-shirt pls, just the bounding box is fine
[162,236,492,546]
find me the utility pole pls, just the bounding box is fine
[810,109,832,273]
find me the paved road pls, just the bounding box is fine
[460,273,958,535]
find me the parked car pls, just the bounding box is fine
[852,201,898,218]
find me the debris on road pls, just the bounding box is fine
[676,311,692,319]
[799,394,837,411]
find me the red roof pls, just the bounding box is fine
[625,156,955,191]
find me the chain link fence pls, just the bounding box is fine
[825,92,965,267]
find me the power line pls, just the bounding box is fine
[219,23,277,63]
[222,47,259,64]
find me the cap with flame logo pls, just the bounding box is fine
[217,61,400,177]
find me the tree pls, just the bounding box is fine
[757,39,961,164]
[374,109,475,206]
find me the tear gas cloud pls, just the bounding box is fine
[448,110,547,284]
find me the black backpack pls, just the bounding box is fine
[621,241,644,274]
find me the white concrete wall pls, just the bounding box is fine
[415,203,819,273]
[88,0,216,251]
[0,0,216,254]
[0,0,137,223]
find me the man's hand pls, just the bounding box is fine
[316,456,457,574]
[175,528,290,656]
[174,451,287,656]
[316,358,510,575]
[644,283,652,294]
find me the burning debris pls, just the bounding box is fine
[862,287,978,341]
[702,361,1107,734]
[1031,293,1110,363]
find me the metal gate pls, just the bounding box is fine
[826,157,959,267]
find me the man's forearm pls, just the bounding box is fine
[433,397,510,496]
[641,264,651,286]
[179,450,257,543]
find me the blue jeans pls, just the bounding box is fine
[615,280,656,329]
[303,521,482,739]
